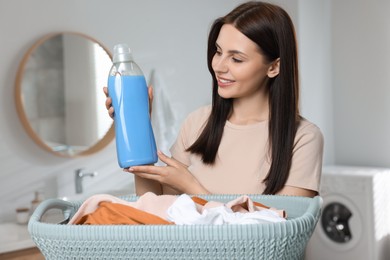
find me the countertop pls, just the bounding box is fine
[0,222,36,254]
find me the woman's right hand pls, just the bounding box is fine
[103,87,115,119]
[103,86,154,119]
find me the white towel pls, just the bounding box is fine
[166,194,286,225]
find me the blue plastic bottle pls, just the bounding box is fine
[108,44,157,168]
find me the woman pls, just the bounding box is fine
[104,1,323,197]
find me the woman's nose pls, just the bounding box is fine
[212,56,228,74]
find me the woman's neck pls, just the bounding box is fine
[229,91,269,125]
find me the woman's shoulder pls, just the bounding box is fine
[178,105,212,137]
[185,105,212,123]
[296,117,324,141]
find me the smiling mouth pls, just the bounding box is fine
[217,77,235,87]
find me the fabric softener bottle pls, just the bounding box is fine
[108,44,157,168]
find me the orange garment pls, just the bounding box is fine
[191,196,208,206]
[74,202,173,225]
[74,197,207,225]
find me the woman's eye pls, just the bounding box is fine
[215,50,222,56]
[232,57,243,63]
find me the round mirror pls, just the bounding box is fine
[15,32,114,157]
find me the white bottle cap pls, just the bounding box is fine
[113,43,133,63]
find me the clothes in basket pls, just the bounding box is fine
[68,192,286,225]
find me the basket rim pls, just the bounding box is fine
[28,194,321,242]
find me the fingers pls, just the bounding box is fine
[104,87,114,118]
[108,107,114,118]
[126,165,164,181]
[105,97,114,118]
[148,85,154,115]
[105,96,112,110]
[127,165,157,174]
[127,171,159,182]
[103,86,108,97]
[148,85,154,102]
[157,151,181,168]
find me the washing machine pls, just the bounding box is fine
[305,165,390,260]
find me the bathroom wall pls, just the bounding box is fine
[3,0,386,222]
[331,0,390,167]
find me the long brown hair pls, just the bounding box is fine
[187,1,300,195]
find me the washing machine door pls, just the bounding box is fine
[305,194,364,260]
[321,202,352,243]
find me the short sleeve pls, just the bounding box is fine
[285,120,324,192]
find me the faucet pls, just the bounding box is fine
[75,168,98,194]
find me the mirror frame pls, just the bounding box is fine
[14,31,114,158]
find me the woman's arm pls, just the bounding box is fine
[281,121,324,197]
[277,185,318,197]
[134,176,163,195]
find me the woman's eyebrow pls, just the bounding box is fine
[215,42,248,57]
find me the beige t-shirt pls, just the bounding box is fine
[170,105,324,194]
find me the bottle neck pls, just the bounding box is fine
[110,60,144,76]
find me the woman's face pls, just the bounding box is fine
[212,24,273,99]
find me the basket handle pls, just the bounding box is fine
[29,198,75,225]
[306,195,323,220]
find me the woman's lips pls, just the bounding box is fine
[217,77,235,87]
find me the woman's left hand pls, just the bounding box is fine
[125,151,209,194]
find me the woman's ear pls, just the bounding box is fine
[267,58,280,78]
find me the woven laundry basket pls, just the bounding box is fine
[28,194,322,260]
